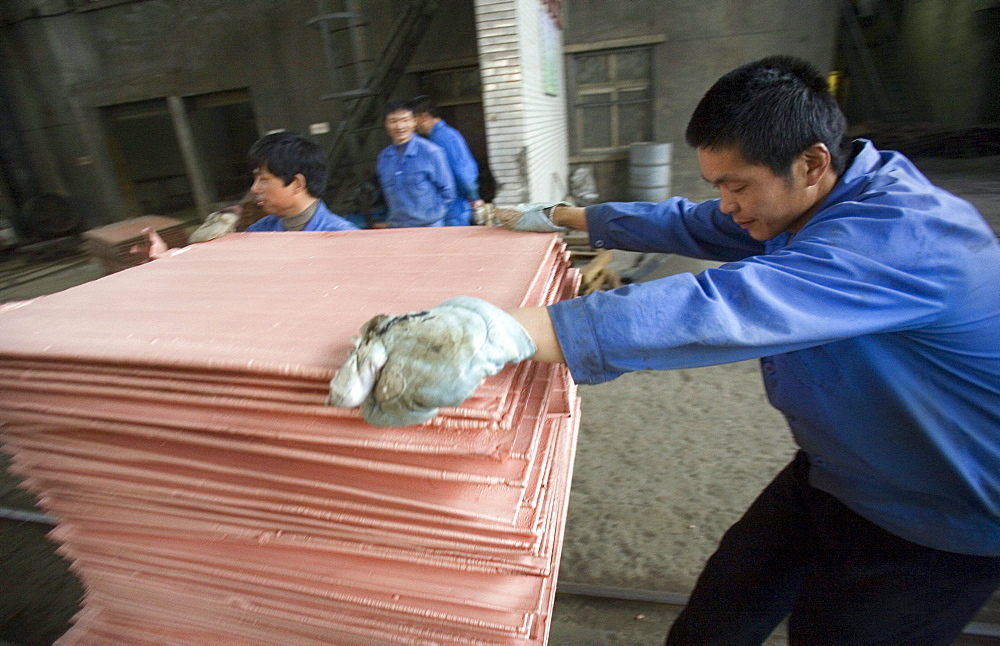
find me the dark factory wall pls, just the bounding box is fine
[0,0,473,230]
[0,0,994,231]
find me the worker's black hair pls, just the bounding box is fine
[407,95,441,118]
[382,99,413,118]
[685,55,851,177]
[247,132,328,197]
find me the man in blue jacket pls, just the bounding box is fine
[409,95,483,226]
[138,132,356,258]
[375,100,456,228]
[330,56,1000,643]
[242,131,357,233]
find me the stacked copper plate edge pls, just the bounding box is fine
[0,227,582,645]
[82,215,189,273]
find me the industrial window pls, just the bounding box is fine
[569,47,652,154]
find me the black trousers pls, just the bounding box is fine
[666,451,1000,645]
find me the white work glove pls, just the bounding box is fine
[494,201,571,232]
[327,296,537,427]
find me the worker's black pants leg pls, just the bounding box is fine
[665,450,1000,645]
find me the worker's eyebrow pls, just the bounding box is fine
[702,173,742,187]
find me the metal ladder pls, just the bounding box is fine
[308,0,442,214]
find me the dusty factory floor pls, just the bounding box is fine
[1,156,998,645]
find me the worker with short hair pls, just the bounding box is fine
[329,55,1000,643]
[408,95,483,226]
[137,131,356,259]
[375,100,456,228]
[242,131,357,233]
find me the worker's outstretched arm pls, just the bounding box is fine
[494,202,588,232]
[327,297,559,427]
[506,306,564,364]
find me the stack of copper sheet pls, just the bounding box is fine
[0,227,581,645]
[81,215,189,273]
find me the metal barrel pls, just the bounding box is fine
[628,142,671,202]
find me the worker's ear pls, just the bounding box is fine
[292,173,308,193]
[799,143,832,187]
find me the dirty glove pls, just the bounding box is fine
[494,201,571,233]
[189,209,238,243]
[327,296,537,427]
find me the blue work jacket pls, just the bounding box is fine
[548,140,1000,556]
[427,120,480,226]
[376,136,456,228]
[246,201,358,232]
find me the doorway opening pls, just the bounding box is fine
[101,89,257,221]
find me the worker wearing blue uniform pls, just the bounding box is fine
[549,136,999,555]
[410,95,482,226]
[245,132,356,232]
[136,131,355,259]
[376,100,456,228]
[329,56,1000,643]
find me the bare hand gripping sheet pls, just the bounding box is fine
[328,296,537,427]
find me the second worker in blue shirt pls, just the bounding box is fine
[376,100,456,228]
[410,95,483,226]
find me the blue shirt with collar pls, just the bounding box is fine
[376,135,456,228]
[245,200,358,232]
[548,139,1000,556]
[427,120,480,226]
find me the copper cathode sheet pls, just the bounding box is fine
[0,229,561,374]
[1,227,581,644]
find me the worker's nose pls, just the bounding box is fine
[719,194,738,215]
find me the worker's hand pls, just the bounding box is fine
[494,201,571,233]
[129,227,177,260]
[327,296,537,427]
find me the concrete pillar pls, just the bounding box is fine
[167,96,213,218]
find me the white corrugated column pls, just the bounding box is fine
[474,0,569,204]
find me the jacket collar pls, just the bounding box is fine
[765,139,881,252]
[819,138,882,208]
[400,136,422,157]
